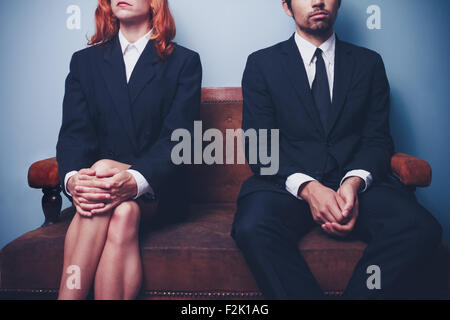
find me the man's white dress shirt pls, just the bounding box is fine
[285,32,373,200]
[65,29,153,199]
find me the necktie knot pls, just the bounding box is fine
[314,48,324,60]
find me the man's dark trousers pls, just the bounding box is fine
[231,34,443,299]
[231,170,442,299]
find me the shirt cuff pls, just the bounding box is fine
[340,169,373,193]
[285,173,317,200]
[127,169,153,200]
[64,171,78,197]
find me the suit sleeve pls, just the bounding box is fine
[56,52,98,195]
[129,52,202,199]
[342,54,395,182]
[242,54,310,181]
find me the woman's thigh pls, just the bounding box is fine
[90,159,188,231]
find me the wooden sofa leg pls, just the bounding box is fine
[41,186,62,227]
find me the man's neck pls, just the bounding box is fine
[295,27,334,48]
[119,20,151,44]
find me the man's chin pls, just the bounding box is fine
[300,22,332,36]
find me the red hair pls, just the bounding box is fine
[88,0,176,59]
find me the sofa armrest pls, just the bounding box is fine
[28,157,59,189]
[28,157,62,226]
[390,152,432,188]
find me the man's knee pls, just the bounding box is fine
[394,207,443,255]
[107,201,141,245]
[232,216,259,250]
[413,212,442,248]
[232,193,300,250]
[232,209,285,252]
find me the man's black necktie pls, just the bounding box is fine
[311,48,332,133]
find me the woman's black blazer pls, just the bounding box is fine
[56,34,202,202]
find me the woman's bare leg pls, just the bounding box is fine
[94,199,158,300]
[57,159,126,300]
[94,201,143,300]
[57,209,113,299]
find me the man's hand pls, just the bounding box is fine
[87,170,138,215]
[323,177,362,237]
[67,168,113,217]
[299,180,347,226]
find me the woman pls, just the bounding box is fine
[56,0,201,299]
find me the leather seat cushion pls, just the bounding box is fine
[0,203,371,295]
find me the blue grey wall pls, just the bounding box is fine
[1,0,449,249]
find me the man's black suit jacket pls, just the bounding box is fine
[239,34,395,200]
[56,34,202,203]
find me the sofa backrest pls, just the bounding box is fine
[188,88,252,204]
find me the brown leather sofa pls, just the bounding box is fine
[1,88,449,299]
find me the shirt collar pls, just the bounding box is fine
[118,29,152,55]
[294,32,336,66]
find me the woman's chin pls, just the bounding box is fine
[112,11,135,21]
[114,14,149,25]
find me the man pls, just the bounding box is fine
[231,0,442,299]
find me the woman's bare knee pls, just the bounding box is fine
[107,201,141,245]
[91,159,131,176]
[91,159,117,171]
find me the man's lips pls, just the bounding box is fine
[117,1,131,7]
[310,11,329,19]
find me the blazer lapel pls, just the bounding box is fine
[327,37,355,136]
[281,35,326,137]
[127,39,159,106]
[100,34,138,152]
